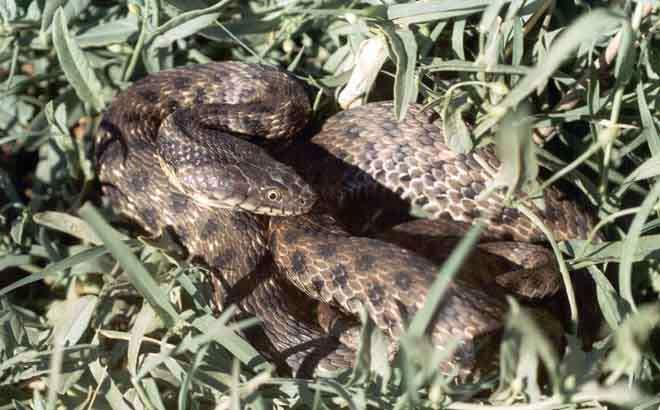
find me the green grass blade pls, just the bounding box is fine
[76,15,139,48]
[389,0,491,25]
[147,0,232,48]
[618,179,660,313]
[33,211,104,244]
[637,81,660,156]
[380,26,418,121]
[51,8,106,112]
[78,202,179,327]
[407,221,484,337]
[497,9,623,113]
[0,245,113,297]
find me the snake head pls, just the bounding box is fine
[157,108,317,216]
[237,159,317,215]
[161,160,317,216]
[159,144,317,216]
[244,174,317,215]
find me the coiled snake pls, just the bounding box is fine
[95,61,596,379]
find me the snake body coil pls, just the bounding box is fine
[96,61,595,379]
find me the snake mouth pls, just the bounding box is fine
[254,207,299,216]
[176,183,313,215]
[240,201,312,216]
[185,195,296,216]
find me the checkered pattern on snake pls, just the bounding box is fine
[95,61,596,379]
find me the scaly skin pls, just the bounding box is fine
[96,61,596,379]
[305,101,596,241]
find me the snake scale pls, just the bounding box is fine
[95,61,596,379]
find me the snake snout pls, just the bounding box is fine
[233,168,317,216]
[247,159,318,216]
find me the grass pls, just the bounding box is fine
[1,0,660,408]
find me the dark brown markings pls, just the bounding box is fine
[381,120,396,131]
[137,88,160,104]
[96,121,127,160]
[545,205,562,222]
[311,278,325,294]
[316,243,337,258]
[170,193,189,213]
[170,107,195,130]
[387,128,402,139]
[99,118,119,137]
[173,76,192,89]
[167,99,180,113]
[330,264,349,288]
[241,116,263,133]
[230,214,256,233]
[194,88,206,105]
[438,210,452,220]
[367,283,385,307]
[212,249,236,268]
[141,207,158,227]
[393,271,411,291]
[243,103,269,114]
[345,126,364,138]
[291,250,307,273]
[502,207,520,221]
[130,172,149,191]
[414,196,429,207]
[355,254,376,271]
[471,181,486,193]
[201,218,220,239]
[461,187,477,199]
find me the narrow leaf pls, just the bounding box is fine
[637,82,660,155]
[619,180,660,312]
[490,104,539,199]
[497,9,623,113]
[381,27,418,121]
[76,16,139,48]
[147,0,232,48]
[151,12,222,49]
[78,202,179,327]
[408,221,484,337]
[33,211,103,244]
[51,8,105,112]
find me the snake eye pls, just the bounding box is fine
[266,189,282,202]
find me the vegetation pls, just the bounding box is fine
[1,0,659,408]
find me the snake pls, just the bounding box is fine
[94,61,597,380]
